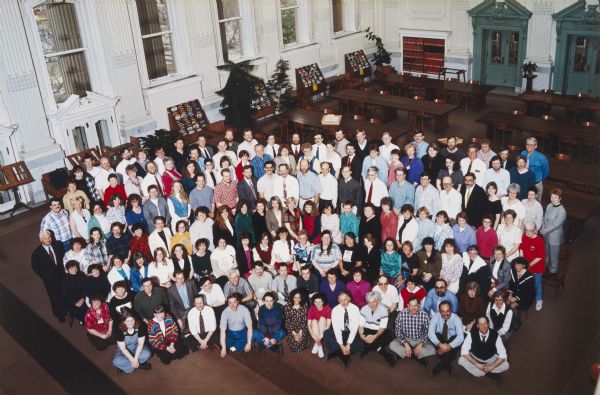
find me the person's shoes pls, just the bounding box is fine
[342,355,351,369]
[416,356,428,369]
[535,300,543,311]
[327,349,341,361]
[447,363,455,376]
[139,362,152,371]
[116,368,124,374]
[270,344,283,356]
[317,345,325,359]
[311,343,319,354]
[379,347,399,367]
[431,362,444,376]
[486,372,504,384]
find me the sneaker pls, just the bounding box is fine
[311,343,319,354]
[535,300,543,311]
[317,346,325,359]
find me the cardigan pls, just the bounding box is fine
[148,314,179,350]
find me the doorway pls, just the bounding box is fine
[565,36,600,96]
[484,30,521,87]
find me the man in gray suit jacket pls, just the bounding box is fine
[237,165,258,211]
[168,270,199,330]
[144,185,171,233]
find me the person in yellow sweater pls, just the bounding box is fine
[62,180,90,213]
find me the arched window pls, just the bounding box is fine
[33,2,91,103]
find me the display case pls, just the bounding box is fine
[295,63,327,107]
[344,50,372,77]
[167,99,209,135]
[402,37,445,75]
[250,80,276,119]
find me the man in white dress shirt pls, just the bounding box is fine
[141,162,165,199]
[318,162,338,210]
[363,167,389,208]
[379,132,400,162]
[439,176,462,221]
[153,147,166,175]
[415,172,441,218]
[94,156,115,199]
[115,148,136,183]
[272,163,299,205]
[460,145,487,187]
[213,141,238,171]
[264,134,280,159]
[257,162,281,203]
[185,294,218,351]
[312,133,327,161]
[324,291,364,368]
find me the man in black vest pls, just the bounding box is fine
[458,316,510,382]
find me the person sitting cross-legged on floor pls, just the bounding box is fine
[220,292,254,357]
[389,296,436,368]
[253,291,286,355]
[147,304,188,365]
[458,315,509,383]
[358,291,398,367]
[112,309,152,374]
[323,290,364,368]
[427,301,464,375]
[185,293,219,352]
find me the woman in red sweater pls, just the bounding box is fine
[103,174,127,207]
[475,214,499,261]
[520,220,546,311]
[400,276,427,307]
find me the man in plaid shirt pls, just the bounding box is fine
[389,296,435,367]
[40,198,72,251]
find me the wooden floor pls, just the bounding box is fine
[0,94,599,394]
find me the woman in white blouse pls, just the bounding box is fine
[274,145,297,176]
[70,197,91,240]
[322,142,342,178]
[521,186,543,230]
[210,237,237,285]
[501,183,526,227]
[320,202,342,244]
[271,227,294,266]
[496,210,522,261]
[63,238,91,273]
[147,247,173,288]
[440,239,463,294]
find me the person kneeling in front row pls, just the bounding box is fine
[458,316,509,383]
[147,304,188,365]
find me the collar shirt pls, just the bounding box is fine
[237,140,259,159]
[297,171,322,200]
[482,168,511,197]
[223,277,254,299]
[257,173,281,202]
[486,303,513,336]
[415,185,441,218]
[94,167,115,193]
[373,285,401,310]
[154,157,165,175]
[331,303,361,345]
[394,308,430,344]
[412,140,430,159]
[335,138,350,157]
[363,178,389,207]
[265,144,280,159]
[461,330,507,360]
[251,154,273,179]
[220,305,252,331]
[361,156,389,182]
[312,143,327,160]
[273,175,300,203]
[440,188,462,219]
[116,158,136,181]
[477,149,497,168]
[520,149,549,183]
[459,157,487,187]
[318,173,338,204]
[40,209,72,242]
[213,151,238,171]
[428,312,464,349]
[379,143,400,162]
[389,180,416,210]
[187,306,217,335]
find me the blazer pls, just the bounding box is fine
[212,222,236,247]
[143,197,171,233]
[31,242,65,287]
[460,184,487,227]
[198,146,215,159]
[167,280,199,321]
[237,177,258,211]
[265,209,282,236]
[341,155,362,181]
[148,228,174,255]
[236,247,255,277]
[489,258,511,292]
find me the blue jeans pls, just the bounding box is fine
[533,273,543,302]
[253,328,286,348]
[226,329,248,352]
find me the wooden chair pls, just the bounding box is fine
[492,122,509,146]
[557,135,578,157]
[369,118,382,124]
[323,108,334,114]
[543,245,570,298]
[554,153,573,161]
[41,168,70,200]
[353,114,365,121]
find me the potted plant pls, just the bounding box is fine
[267,59,293,113]
[522,61,538,77]
[364,27,394,73]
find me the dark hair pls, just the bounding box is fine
[65,260,80,271]
[126,194,142,211]
[407,295,420,304]
[421,236,434,247]
[227,292,242,302]
[118,309,140,332]
[400,204,414,214]
[511,256,529,268]
[131,223,146,234]
[70,237,87,250]
[311,292,327,306]
[326,268,337,277]
[153,304,166,314]
[438,301,452,310]
[87,263,102,274]
[289,288,307,306]
[466,245,479,253]
[262,291,277,302]
[89,293,104,303]
[112,280,128,292]
[194,238,209,250]
[441,238,458,254]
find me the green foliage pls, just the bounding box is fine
[364,27,391,66]
[522,61,538,76]
[216,60,261,130]
[281,8,297,46]
[267,59,294,113]
[138,129,180,160]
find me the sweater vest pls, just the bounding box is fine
[470,327,499,360]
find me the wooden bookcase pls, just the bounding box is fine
[295,63,327,107]
[167,99,209,135]
[402,37,445,75]
[250,80,276,120]
[344,50,372,78]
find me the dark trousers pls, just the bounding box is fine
[87,332,115,351]
[434,333,458,367]
[183,332,219,352]
[362,328,392,353]
[323,328,363,355]
[154,339,188,364]
[44,280,66,320]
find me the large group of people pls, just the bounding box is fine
[32,127,566,382]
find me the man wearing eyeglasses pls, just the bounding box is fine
[423,279,458,317]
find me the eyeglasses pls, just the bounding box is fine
[378,282,388,286]
[435,286,446,290]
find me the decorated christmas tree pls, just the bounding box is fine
[267,59,294,113]
[216,60,261,130]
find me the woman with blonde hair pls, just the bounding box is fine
[401,143,424,185]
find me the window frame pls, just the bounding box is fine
[212,0,257,65]
[216,0,244,62]
[331,0,357,38]
[280,0,300,48]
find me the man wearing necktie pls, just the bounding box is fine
[428,301,464,375]
[31,230,66,322]
[458,316,510,382]
[185,294,218,352]
[323,291,364,368]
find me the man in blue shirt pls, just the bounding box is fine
[297,159,322,209]
[428,301,464,375]
[520,137,549,202]
[361,145,389,182]
[250,144,273,179]
[412,130,429,159]
[423,279,458,316]
[389,168,416,214]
